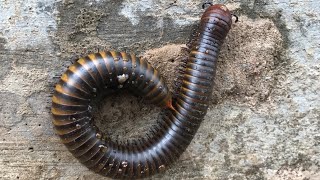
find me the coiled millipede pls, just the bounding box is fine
[52,4,234,179]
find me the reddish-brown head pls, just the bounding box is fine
[201,4,233,27]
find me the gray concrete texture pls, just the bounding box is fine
[0,0,319,179]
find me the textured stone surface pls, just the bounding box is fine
[0,0,319,179]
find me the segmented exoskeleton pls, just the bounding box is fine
[51,4,233,179]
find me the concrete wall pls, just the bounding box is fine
[0,0,319,179]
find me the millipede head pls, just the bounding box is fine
[201,4,233,26]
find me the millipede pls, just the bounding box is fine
[51,3,234,179]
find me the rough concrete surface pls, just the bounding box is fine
[0,0,319,179]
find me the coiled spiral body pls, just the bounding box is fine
[51,4,232,179]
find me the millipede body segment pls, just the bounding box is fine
[51,4,233,179]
